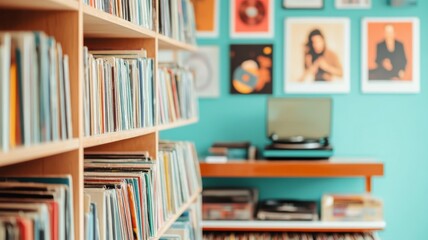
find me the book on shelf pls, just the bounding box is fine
[83,0,154,31]
[0,31,73,152]
[203,232,379,240]
[0,175,75,240]
[159,0,197,45]
[158,64,198,126]
[83,140,201,240]
[83,47,155,137]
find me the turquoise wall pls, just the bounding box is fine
[161,0,428,238]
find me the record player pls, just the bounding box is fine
[263,98,334,160]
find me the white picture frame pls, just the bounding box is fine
[335,0,372,9]
[179,46,220,98]
[283,0,324,9]
[285,17,351,94]
[230,0,274,39]
[361,17,420,93]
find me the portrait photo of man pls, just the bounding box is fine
[369,24,407,80]
[362,18,419,93]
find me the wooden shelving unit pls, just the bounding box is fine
[200,158,384,193]
[0,1,199,239]
[202,220,386,233]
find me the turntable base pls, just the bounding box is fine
[263,146,333,160]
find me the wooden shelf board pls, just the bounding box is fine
[157,118,198,131]
[157,34,197,51]
[83,127,157,148]
[151,189,201,240]
[202,220,386,232]
[0,139,80,167]
[83,5,157,38]
[200,158,384,178]
[0,0,79,10]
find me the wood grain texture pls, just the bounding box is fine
[202,220,386,232]
[200,159,384,178]
[0,0,78,10]
[84,132,158,159]
[83,4,157,38]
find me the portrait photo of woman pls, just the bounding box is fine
[285,18,350,93]
[301,29,343,82]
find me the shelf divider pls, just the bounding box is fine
[202,220,386,232]
[200,158,384,178]
[0,139,80,167]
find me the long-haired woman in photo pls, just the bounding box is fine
[301,29,343,82]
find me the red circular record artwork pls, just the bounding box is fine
[238,0,266,26]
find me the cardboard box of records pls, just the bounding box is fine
[322,194,383,221]
[202,188,258,220]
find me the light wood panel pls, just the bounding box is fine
[0,139,80,167]
[157,33,198,51]
[202,220,386,232]
[82,4,157,38]
[82,127,157,148]
[84,132,158,159]
[158,118,199,131]
[84,37,157,58]
[82,118,198,149]
[200,158,384,178]
[0,0,78,10]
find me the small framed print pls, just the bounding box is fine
[230,0,274,38]
[179,46,220,98]
[283,0,324,9]
[335,0,371,9]
[230,44,273,95]
[362,18,420,93]
[192,0,219,38]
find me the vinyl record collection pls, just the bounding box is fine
[83,47,155,136]
[83,0,154,30]
[203,232,379,240]
[0,32,73,152]
[322,194,383,222]
[203,188,257,220]
[158,65,198,125]
[0,175,75,240]
[158,0,197,45]
[83,140,201,240]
